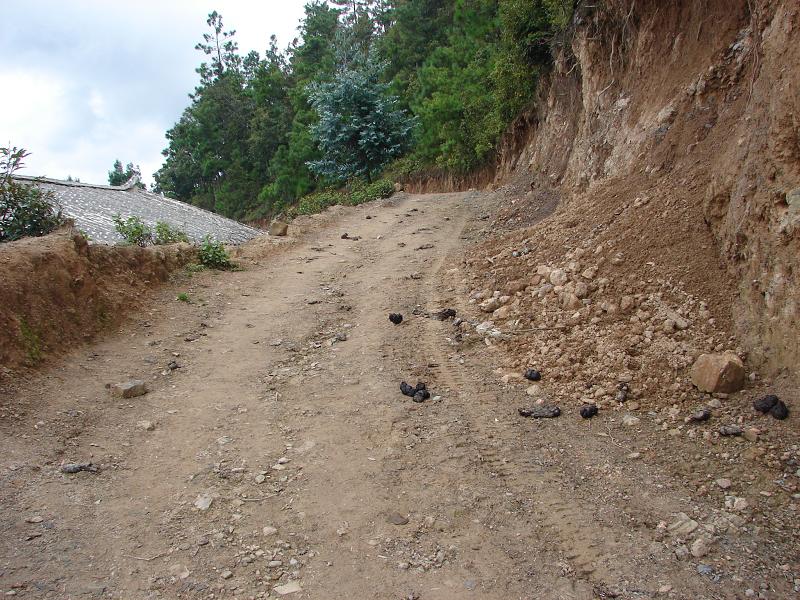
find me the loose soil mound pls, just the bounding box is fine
[0,226,195,374]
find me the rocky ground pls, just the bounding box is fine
[0,191,797,599]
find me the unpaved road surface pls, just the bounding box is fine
[0,193,788,599]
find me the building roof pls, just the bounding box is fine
[11,175,262,245]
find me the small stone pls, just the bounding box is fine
[220,570,233,580]
[194,494,213,511]
[668,512,699,537]
[525,384,544,398]
[255,474,266,484]
[697,564,714,576]
[273,582,302,596]
[169,564,190,580]
[387,512,409,525]
[716,478,732,489]
[732,497,749,511]
[263,526,278,536]
[137,420,155,431]
[691,536,712,558]
[110,380,148,399]
[580,404,598,419]
[622,414,640,427]
[25,516,43,523]
[549,269,568,286]
[268,221,289,236]
[743,428,759,442]
[658,584,673,594]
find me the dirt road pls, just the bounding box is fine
[0,192,789,599]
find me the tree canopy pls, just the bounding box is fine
[154,1,572,220]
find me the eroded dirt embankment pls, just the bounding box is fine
[0,227,195,373]
[412,0,800,375]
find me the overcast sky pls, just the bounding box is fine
[0,1,308,186]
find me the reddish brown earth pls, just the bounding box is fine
[0,192,797,600]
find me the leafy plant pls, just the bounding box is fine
[176,292,190,302]
[154,221,189,245]
[198,236,232,269]
[19,318,42,363]
[1,146,64,243]
[112,214,152,247]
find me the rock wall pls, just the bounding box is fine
[492,0,799,374]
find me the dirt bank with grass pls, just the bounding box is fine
[0,227,195,373]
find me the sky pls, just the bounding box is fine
[0,1,308,186]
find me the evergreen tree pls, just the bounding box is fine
[308,52,414,182]
[108,160,143,187]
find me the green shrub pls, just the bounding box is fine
[176,292,190,302]
[198,236,232,269]
[112,214,152,247]
[153,221,189,245]
[1,146,64,243]
[295,180,395,215]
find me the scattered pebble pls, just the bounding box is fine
[387,512,409,526]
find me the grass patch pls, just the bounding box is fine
[19,318,42,363]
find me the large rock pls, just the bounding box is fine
[268,220,289,236]
[690,352,745,393]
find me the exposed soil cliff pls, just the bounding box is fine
[465,0,798,375]
[0,227,195,373]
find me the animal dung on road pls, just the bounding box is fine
[523,369,542,382]
[753,394,789,420]
[518,405,561,419]
[580,404,598,419]
[770,400,789,420]
[753,394,778,413]
[389,313,403,325]
[400,381,430,402]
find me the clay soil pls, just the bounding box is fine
[0,192,798,600]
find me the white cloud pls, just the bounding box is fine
[0,0,308,186]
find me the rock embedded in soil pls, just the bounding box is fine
[109,380,148,399]
[690,352,745,393]
[580,404,598,419]
[268,221,288,236]
[518,405,561,419]
[274,582,303,595]
[389,313,403,325]
[387,512,409,525]
[136,420,155,431]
